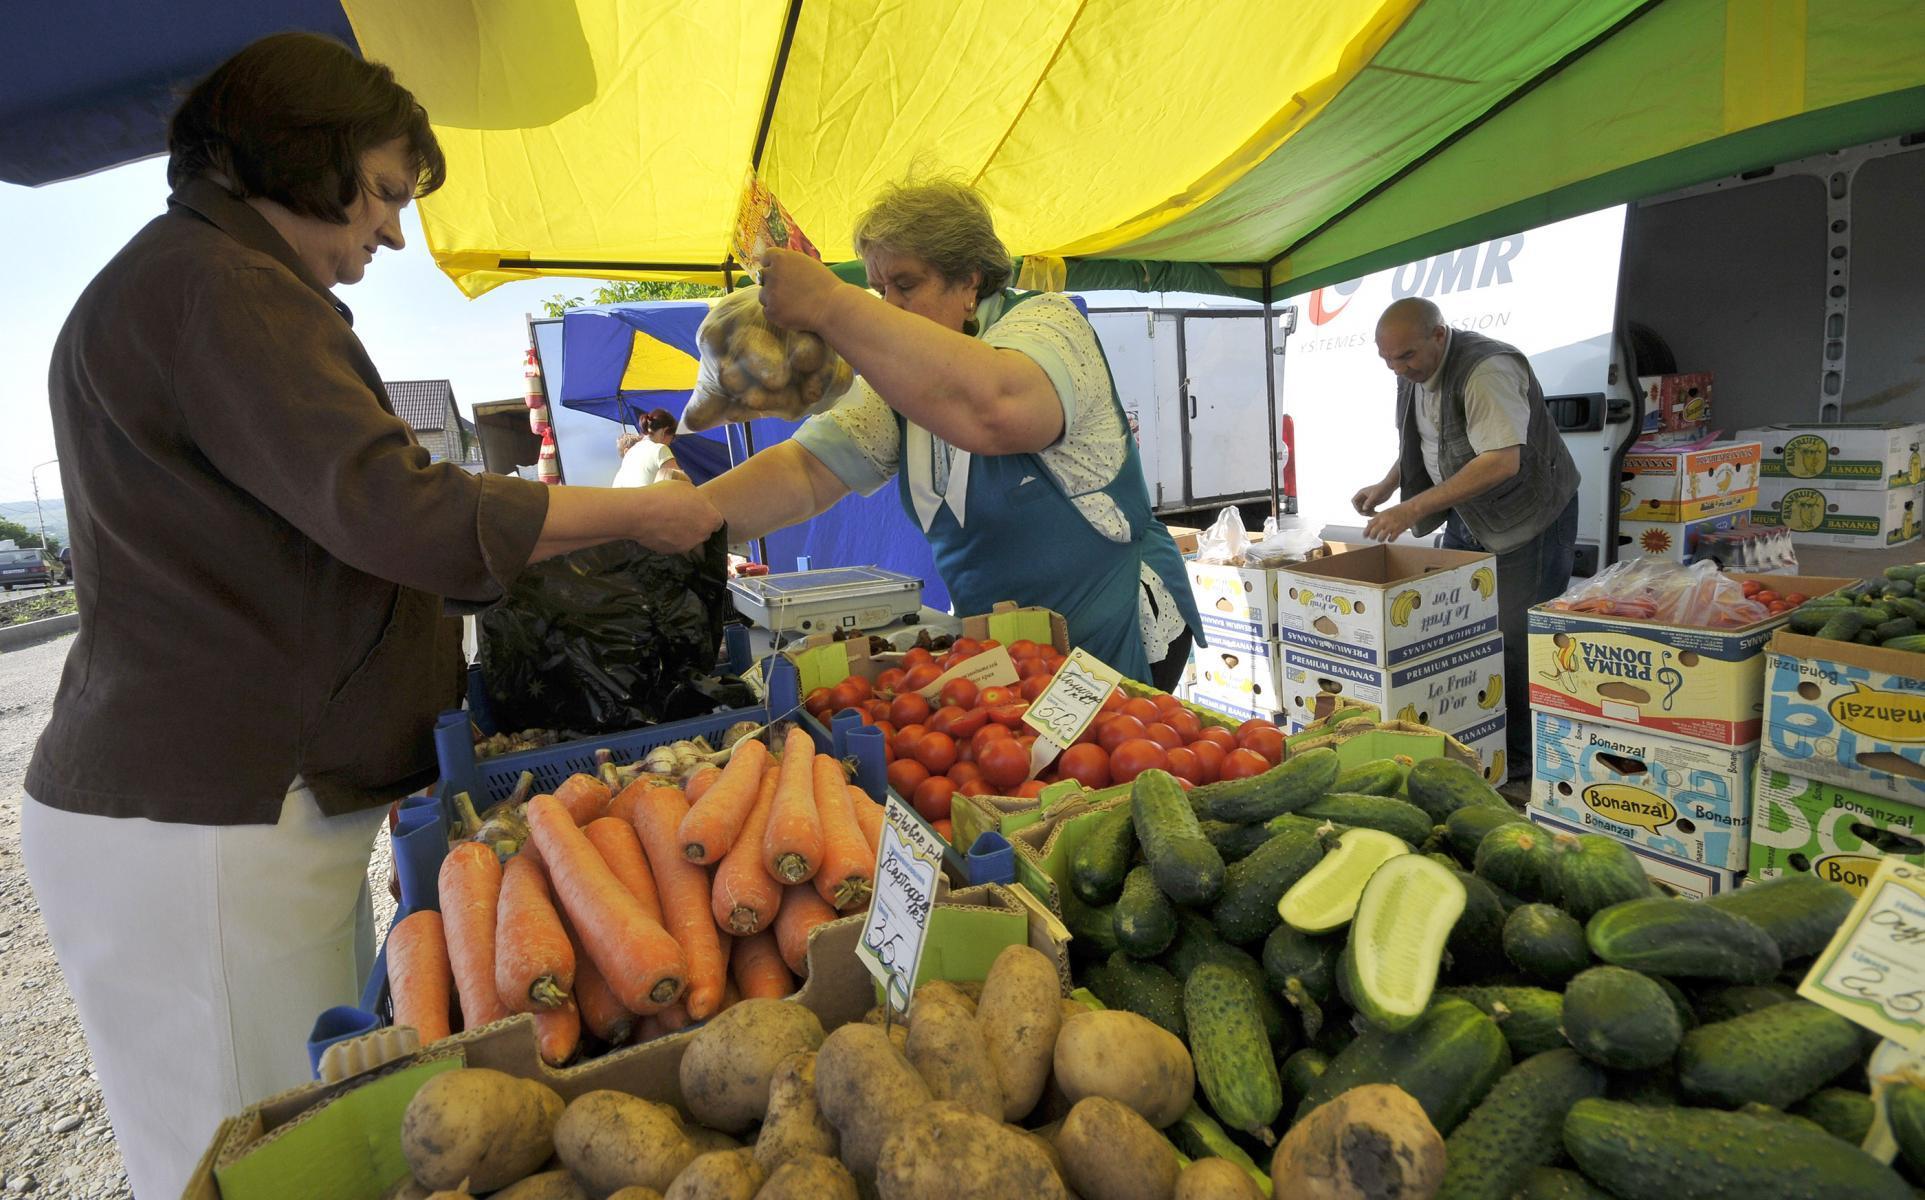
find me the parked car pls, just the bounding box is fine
[0,547,65,589]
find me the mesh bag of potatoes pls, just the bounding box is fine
[684,284,856,430]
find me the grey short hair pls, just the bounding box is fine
[853,179,1013,299]
[1379,297,1444,336]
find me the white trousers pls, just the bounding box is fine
[21,786,386,1200]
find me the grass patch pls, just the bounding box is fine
[2,589,77,626]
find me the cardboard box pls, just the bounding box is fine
[1738,421,1925,490]
[783,602,1070,694]
[1614,512,1738,564]
[1751,478,1922,546]
[1526,573,1853,747]
[1189,560,1284,643]
[1529,710,1758,871]
[1451,711,1511,785]
[1275,633,1506,734]
[1190,628,1286,709]
[1748,765,1925,895]
[1638,372,1713,439]
[1528,808,1741,899]
[1271,544,1499,669]
[1618,441,1762,522]
[1762,630,1925,805]
[1166,524,1203,555]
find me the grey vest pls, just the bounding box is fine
[1397,329,1580,554]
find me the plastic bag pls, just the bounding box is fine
[1543,558,1769,628]
[683,286,856,430]
[477,530,752,735]
[1195,505,1250,565]
[1245,514,1325,567]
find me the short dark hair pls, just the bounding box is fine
[167,32,446,223]
[642,409,677,435]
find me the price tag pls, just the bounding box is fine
[1023,648,1123,778]
[857,794,946,1014]
[1800,858,1925,1047]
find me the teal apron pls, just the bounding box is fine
[894,292,1204,682]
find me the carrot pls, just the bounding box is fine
[582,816,664,926]
[655,1001,693,1033]
[436,842,511,1030]
[553,773,613,826]
[676,736,770,864]
[711,770,783,935]
[763,727,824,884]
[494,851,575,1012]
[526,795,686,1013]
[731,929,795,999]
[773,884,838,976]
[847,784,886,858]
[684,764,724,805]
[812,756,875,910]
[632,786,730,1019]
[387,909,453,1043]
[563,915,635,1045]
[532,997,581,1067]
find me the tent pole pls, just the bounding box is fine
[749,0,805,172]
[1263,264,1280,521]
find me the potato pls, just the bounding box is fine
[874,1101,1068,1200]
[1175,1158,1264,1200]
[906,991,1003,1119]
[1270,1084,1444,1200]
[976,944,1064,1120]
[912,980,977,1017]
[1052,1010,1194,1129]
[754,1153,858,1200]
[1058,1097,1179,1200]
[814,1022,933,1181]
[380,1179,431,1200]
[753,1051,837,1172]
[1060,999,1088,1024]
[951,979,986,1004]
[718,360,754,397]
[730,326,791,389]
[683,1128,741,1156]
[554,1090,696,1197]
[493,1170,591,1200]
[401,1068,564,1192]
[607,1190,666,1200]
[664,1148,764,1200]
[679,999,826,1134]
[787,333,826,375]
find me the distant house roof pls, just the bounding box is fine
[387,379,455,435]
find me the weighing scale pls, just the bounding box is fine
[728,566,926,640]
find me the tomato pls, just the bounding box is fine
[1219,748,1271,781]
[1120,698,1162,725]
[804,687,833,718]
[987,702,1030,729]
[972,724,1012,759]
[932,818,953,842]
[978,685,1017,709]
[1767,601,1790,614]
[1234,718,1281,746]
[1195,726,1238,752]
[947,762,983,787]
[828,679,866,714]
[1007,638,1041,661]
[977,739,1031,791]
[976,639,1001,652]
[914,731,958,775]
[887,758,930,797]
[940,652,966,671]
[874,667,906,697]
[1019,675,1051,702]
[940,678,980,711]
[1242,727,1285,766]
[1017,658,1055,680]
[955,737,975,764]
[1057,743,1113,789]
[1151,692,1185,716]
[864,699,892,725]
[902,663,943,692]
[1740,579,1763,597]
[842,675,873,702]
[926,704,963,736]
[1100,690,1129,713]
[956,779,991,798]
[902,645,934,668]
[945,707,990,739]
[1143,722,1184,751]
[1188,739,1226,784]
[1109,738,1169,784]
[1016,733,1038,756]
[950,637,982,660]
[871,720,897,745]
[1041,649,1068,671]
[1164,746,1204,784]
[1163,708,1202,741]
[893,723,927,759]
[1097,715,1148,753]
[890,692,933,728]
[1754,589,1780,605]
[1783,592,1809,606]
[1014,780,1048,799]
[911,776,955,822]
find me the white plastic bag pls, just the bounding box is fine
[1246,514,1324,567]
[683,286,856,430]
[1195,506,1250,565]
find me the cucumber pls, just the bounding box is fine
[1444,868,1510,979]
[1164,1102,1267,1184]
[1675,1000,1865,1109]
[1084,952,1186,1039]
[1514,1167,1613,1200]
[1297,996,1510,1134]
[1131,768,1226,906]
[1792,1087,1874,1144]
[1279,1047,1329,1110]
[1817,609,1873,639]
[1693,982,1798,1024]
[1548,834,1653,920]
[1198,819,1275,863]
[1886,634,1925,653]
[1606,1062,1681,1107]
[1339,854,1466,1031]
[1113,865,1178,957]
[1562,1099,1910,1199]
[1887,1082,1925,1177]
[1437,1049,1605,1200]
[1061,893,1122,958]
[1735,1102,1831,1138]
[1407,755,1508,823]
[1888,564,1925,582]
[1184,963,1283,1141]
[1859,603,1897,624]
[1890,595,1925,622]
[1277,827,1410,934]
[1650,974,1698,1032]
[1561,967,1681,1069]
[1264,812,1341,840]
[1262,924,1338,1003]
[1164,910,1287,1047]
[1189,745,1339,823]
[1438,986,1566,1057]
[1585,896,1783,982]
[1703,874,1855,959]
[1789,603,1846,633]
[1068,804,1135,904]
[1333,756,1407,797]
[1876,617,1919,641]
[1503,904,1590,985]
[1474,823,1559,902]
[1298,792,1435,845]
[1445,804,1530,862]
[1210,827,1329,944]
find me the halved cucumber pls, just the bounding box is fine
[1278,827,1410,935]
[1340,856,1467,1031]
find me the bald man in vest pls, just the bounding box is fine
[1351,298,1580,786]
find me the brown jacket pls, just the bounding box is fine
[26,179,550,824]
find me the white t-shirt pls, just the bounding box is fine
[612,439,671,488]
[1413,330,1532,484]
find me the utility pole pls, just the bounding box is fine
[31,458,57,553]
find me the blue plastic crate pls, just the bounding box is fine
[456,704,777,805]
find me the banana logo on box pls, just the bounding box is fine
[1477,674,1504,709]
[1542,633,1581,694]
[1471,567,1495,600]
[1784,433,1830,479]
[1781,487,1828,533]
[1389,589,1423,628]
[1485,749,1506,783]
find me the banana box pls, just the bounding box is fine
[1751,478,1922,547]
[1451,711,1510,785]
[1737,421,1925,491]
[1529,710,1759,871]
[1189,628,1286,711]
[1276,633,1506,736]
[1528,808,1742,899]
[1619,441,1762,522]
[1188,561,1283,643]
[1748,765,1925,895]
[1273,545,1498,669]
[1637,373,1713,441]
[1527,573,1853,747]
[1614,512,1737,564]
[1762,630,1925,805]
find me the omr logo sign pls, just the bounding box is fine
[1307,280,1362,326]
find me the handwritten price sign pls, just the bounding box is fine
[1801,858,1925,1047]
[857,794,946,1014]
[1023,648,1123,778]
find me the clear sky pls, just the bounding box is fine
[0,156,570,503]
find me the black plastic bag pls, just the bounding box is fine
[479,531,739,735]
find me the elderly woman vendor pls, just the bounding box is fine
[702,181,1201,687]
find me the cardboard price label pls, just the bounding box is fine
[857,795,946,1014]
[1801,858,1925,1047]
[1023,648,1123,777]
